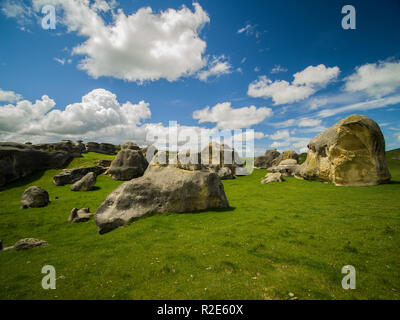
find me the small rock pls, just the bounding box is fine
[261,172,284,184]
[288,292,294,297]
[14,238,48,250]
[68,208,92,222]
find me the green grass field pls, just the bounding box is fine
[0,150,399,300]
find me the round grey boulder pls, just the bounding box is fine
[20,186,49,209]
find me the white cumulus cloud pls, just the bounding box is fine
[344,60,400,98]
[197,55,232,82]
[193,102,273,129]
[0,88,22,103]
[32,0,210,83]
[293,64,340,87]
[0,88,151,143]
[248,64,340,105]
[248,76,315,105]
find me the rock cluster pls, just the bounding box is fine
[32,140,84,157]
[271,150,299,166]
[94,150,230,234]
[0,142,73,187]
[53,166,105,186]
[86,142,115,155]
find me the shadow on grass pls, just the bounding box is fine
[98,206,238,235]
[184,206,237,215]
[388,180,400,185]
[0,170,46,191]
[87,186,101,191]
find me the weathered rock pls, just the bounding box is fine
[95,165,229,234]
[279,159,298,166]
[53,166,106,186]
[217,167,235,180]
[271,150,299,166]
[296,115,391,186]
[121,141,140,150]
[261,172,284,184]
[208,166,235,180]
[268,159,300,176]
[95,159,112,167]
[201,142,244,169]
[141,145,158,163]
[70,172,96,191]
[76,140,87,153]
[86,142,115,155]
[107,147,148,180]
[14,238,48,250]
[32,140,83,156]
[254,149,281,168]
[68,208,92,222]
[0,142,72,187]
[20,186,50,209]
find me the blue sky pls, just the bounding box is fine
[0,0,400,155]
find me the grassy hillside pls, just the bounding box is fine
[0,150,399,299]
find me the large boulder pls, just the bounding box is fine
[95,160,229,234]
[70,172,97,191]
[254,149,280,168]
[20,186,50,209]
[86,142,115,155]
[271,150,299,166]
[53,166,106,186]
[107,143,148,180]
[0,142,72,187]
[296,115,391,186]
